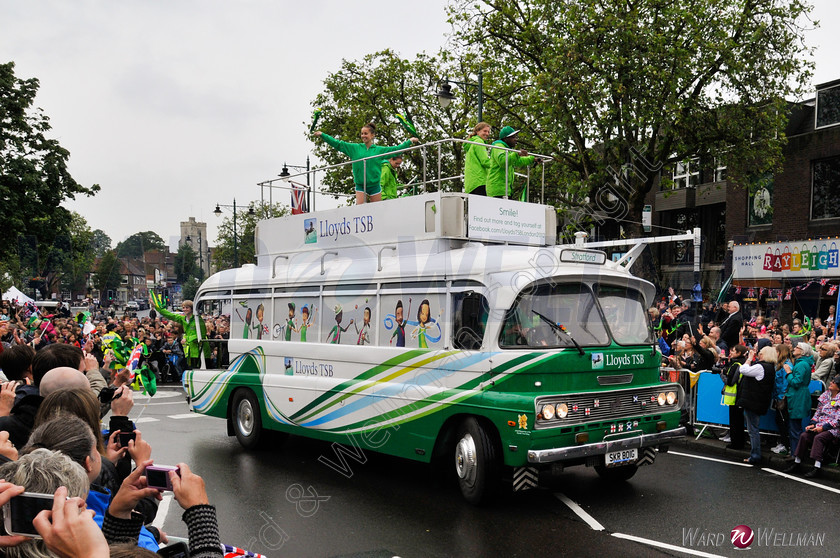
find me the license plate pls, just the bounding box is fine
[605,448,637,467]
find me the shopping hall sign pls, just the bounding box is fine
[733,239,840,280]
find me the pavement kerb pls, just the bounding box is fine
[669,431,840,483]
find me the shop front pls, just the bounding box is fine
[730,238,840,323]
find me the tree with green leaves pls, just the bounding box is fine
[174,242,202,284]
[446,0,814,236]
[212,202,289,270]
[90,229,112,258]
[92,251,121,304]
[115,231,166,259]
[1,62,100,289]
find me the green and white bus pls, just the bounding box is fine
[185,192,685,503]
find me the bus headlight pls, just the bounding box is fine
[557,403,568,419]
[666,391,677,405]
[657,392,667,406]
[542,404,555,420]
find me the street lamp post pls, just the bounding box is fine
[279,156,311,209]
[436,68,483,122]
[213,199,254,268]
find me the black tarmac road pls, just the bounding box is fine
[127,388,839,558]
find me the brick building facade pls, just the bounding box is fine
[646,80,840,319]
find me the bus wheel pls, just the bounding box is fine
[454,418,499,504]
[232,390,264,449]
[594,464,638,482]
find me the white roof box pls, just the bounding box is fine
[255,193,556,260]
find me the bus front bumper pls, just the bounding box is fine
[526,426,686,464]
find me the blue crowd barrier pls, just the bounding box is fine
[695,372,824,433]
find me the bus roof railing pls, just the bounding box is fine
[257,137,553,211]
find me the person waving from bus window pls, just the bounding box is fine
[464,122,492,196]
[314,123,419,205]
[487,126,534,198]
[150,296,207,370]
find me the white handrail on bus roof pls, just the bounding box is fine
[257,137,554,211]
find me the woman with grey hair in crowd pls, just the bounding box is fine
[785,342,816,454]
[812,342,836,384]
[0,448,101,558]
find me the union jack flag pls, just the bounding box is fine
[291,185,308,215]
[785,289,793,300]
[224,545,267,558]
[747,288,755,298]
[125,344,143,382]
[829,284,838,296]
[820,278,829,286]
[735,286,742,294]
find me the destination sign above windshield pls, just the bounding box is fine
[559,249,607,265]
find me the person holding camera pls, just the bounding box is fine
[736,344,778,465]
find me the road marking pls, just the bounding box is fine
[763,468,840,494]
[133,417,159,424]
[168,413,207,419]
[667,450,753,467]
[152,493,173,531]
[612,533,726,558]
[554,492,605,531]
[134,391,182,400]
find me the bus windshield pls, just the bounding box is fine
[500,282,652,349]
[596,284,654,345]
[500,283,609,348]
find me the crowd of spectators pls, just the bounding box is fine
[0,297,233,557]
[652,289,840,476]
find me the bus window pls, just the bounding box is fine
[499,283,609,348]
[197,298,231,369]
[273,296,320,342]
[452,291,488,350]
[596,285,653,345]
[323,294,376,346]
[379,293,446,349]
[232,297,270,340]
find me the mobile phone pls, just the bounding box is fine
[2,492,55,538]
[146,465,180,491]
[118,431,136,448]
[157,541,190,558]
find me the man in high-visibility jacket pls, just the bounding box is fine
[720,345,748,449]
[151,296,207,370]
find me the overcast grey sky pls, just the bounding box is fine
[2,1,838,250]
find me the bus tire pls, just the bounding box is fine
[454,417,500,505]
[594,464,638,482]
[232,390,265,450]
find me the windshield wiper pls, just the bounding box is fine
[532,310,585,356]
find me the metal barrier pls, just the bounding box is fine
[257,137,554,210]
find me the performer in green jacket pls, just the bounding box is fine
[463,122,492,195]
[314,123,418,205]
[380,154,404,200]
[487,126,535,198]
[150,296,207,369]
